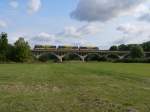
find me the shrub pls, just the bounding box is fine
[14,38,32,62]
[109,46,118,51]
[38,53,58,62]
[64,54,80,61]
[98,56,108,61]
[0,54,7,62]
[86,54,100,61]
[39,54,49,62]
[116,58,150,63]
[130,45,144,59]
[107,54,119,60]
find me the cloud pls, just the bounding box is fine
[0,20,7,28]
[28,0,41,14]
[71,0,145,22]
[29,23,102,45]
[58,23,101,38]
[114,23,150,44]
[9,0,19,9]
[132,4,150,17]
[30,32,55,42]
[113,35,150,45]
[117,24,143,35]
[138,13,150,22]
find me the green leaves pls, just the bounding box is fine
[14,38,32,62]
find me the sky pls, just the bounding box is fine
[0,0,150,49]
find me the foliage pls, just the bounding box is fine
[6,44,15,61]
[142,41,150,51]
[98,56,108,61]
[63,53,80,61]
[14,38,32,62]
[39,53,58,62]
[0,32,8,54]
[86,54,100,61]
[0,54,7,62]
[116,58,150,63]
[0,32,8,62]
[107,54,119,59]
[127,44,137,50]
[109,45,118,51]
[130,45,144,59]
[118,44,129,51]
[39,54,49,62]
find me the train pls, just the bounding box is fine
[34,45,99,51]
[34,45,57,50]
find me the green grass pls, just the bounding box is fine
[0,62,150,112]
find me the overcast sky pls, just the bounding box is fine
[0,0,150,49]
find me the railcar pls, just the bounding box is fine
[79,47,99,51]
[57,46,79,51]
[34,45,57,51]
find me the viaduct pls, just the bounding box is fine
[32,49,150,62]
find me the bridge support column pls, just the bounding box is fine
[80,55,87,62]
[57,55,64,63]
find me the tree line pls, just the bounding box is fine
[0,32,32,63]
[109,42,150,52]
[109,42,150,63]
[109,42,150,59]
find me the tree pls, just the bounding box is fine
[0,32,8,53]
[142,41,150,51]
[0,32,8,61]
[127,44,137,50]
[118,44,129,51]
[109,46,118,51]
[130,45,144,58]
[6,44,15,61]
[14,37,32,62]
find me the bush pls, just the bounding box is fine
[116,58,150,63]
[14,38,32,62]
[86,54,100,61]
[130,45,144,59]
[107,54,119,60]
[38,53,58,62]
[109,46,118,51]
[98,56,108,61]
[39,54,49,62]
[0,54,7,62]
[64,54,80,61]
[118,44,129,51]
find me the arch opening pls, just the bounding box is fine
[63,53,81,61]
[85,53,100,61]
[38,53,59,62]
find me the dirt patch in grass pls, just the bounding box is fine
[0,83,62,93]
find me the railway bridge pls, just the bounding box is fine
[32,49,141,62]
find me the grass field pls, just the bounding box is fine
[0,62,150,112]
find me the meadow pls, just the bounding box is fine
[0,62,150,112]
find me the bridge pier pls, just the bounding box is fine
[79,55,87,62]
[56,55,64,63]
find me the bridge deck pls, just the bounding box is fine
[32,49,131,54]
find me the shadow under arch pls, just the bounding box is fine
[121,53,130,59]
[85,53,100,61]
[38,52,60,62]
[105,53,120,60]
[63,52,82,61]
